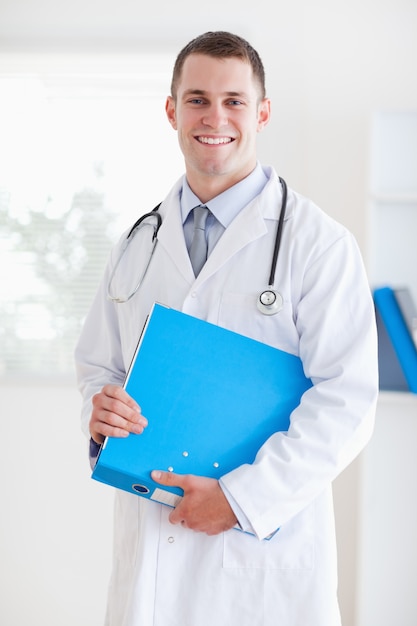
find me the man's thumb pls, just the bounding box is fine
[152,469,181,486]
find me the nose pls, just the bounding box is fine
[202,103,228,128]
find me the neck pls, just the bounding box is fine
[185,165,256,204]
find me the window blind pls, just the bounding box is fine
[0,52,183,381]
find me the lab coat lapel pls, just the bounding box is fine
[199,173,289,283]
[155,178,280,285]
[198,198,268,282]
[156,195,195,281]
[157,198,268,285]
[154,166,290,284]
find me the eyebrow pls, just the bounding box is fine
[182,89,249,99]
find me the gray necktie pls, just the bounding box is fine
[189,205,209,276]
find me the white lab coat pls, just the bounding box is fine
[75,165,378,626]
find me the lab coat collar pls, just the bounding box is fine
[157,167,290,284]
[180,163,269,229]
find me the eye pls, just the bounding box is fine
[227,99,244,106]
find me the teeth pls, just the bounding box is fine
[198,137,232,145]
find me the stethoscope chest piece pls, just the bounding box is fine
[257,289,284,315]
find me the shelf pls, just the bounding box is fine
[377,390,417,407]
[371,194,417,204]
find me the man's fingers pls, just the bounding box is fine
[101,385,143,418]
[90,385,147,441]
[151,470,186,488]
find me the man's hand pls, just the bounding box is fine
[90,384,148,444]
[151,470,238,535]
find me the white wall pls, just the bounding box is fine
[1,1,417,625]
[0,384,113,626]
[1,0,416,255]
[357,393,417,626]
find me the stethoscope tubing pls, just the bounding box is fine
[127,203,162,240]
[268,176,287,287]
[108,178,288,310]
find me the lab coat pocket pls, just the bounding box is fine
[222,504,315,570]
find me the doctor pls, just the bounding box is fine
[75,31,378,626]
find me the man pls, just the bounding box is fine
[75,31,378,626]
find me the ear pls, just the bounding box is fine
[165,96,177,130]
[257,97,271,132]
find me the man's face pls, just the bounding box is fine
[166,53,270,195]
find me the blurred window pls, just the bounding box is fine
[0,52,183,381]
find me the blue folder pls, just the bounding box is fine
[374,286,417,394]
[92,303,312,506]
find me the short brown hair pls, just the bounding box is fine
[170,31,266,101]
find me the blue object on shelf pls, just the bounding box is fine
[373,286,417,394]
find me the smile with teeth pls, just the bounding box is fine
[197,136,233,145]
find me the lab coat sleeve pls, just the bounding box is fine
[74,245,126,441]
[219,480,257,534]
[220,232,379,541]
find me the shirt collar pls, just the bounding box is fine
[180,163,269,228]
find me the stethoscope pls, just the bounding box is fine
[257,176,287,315]
[107,177,288,315]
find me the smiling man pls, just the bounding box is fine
[75,31,378,626]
